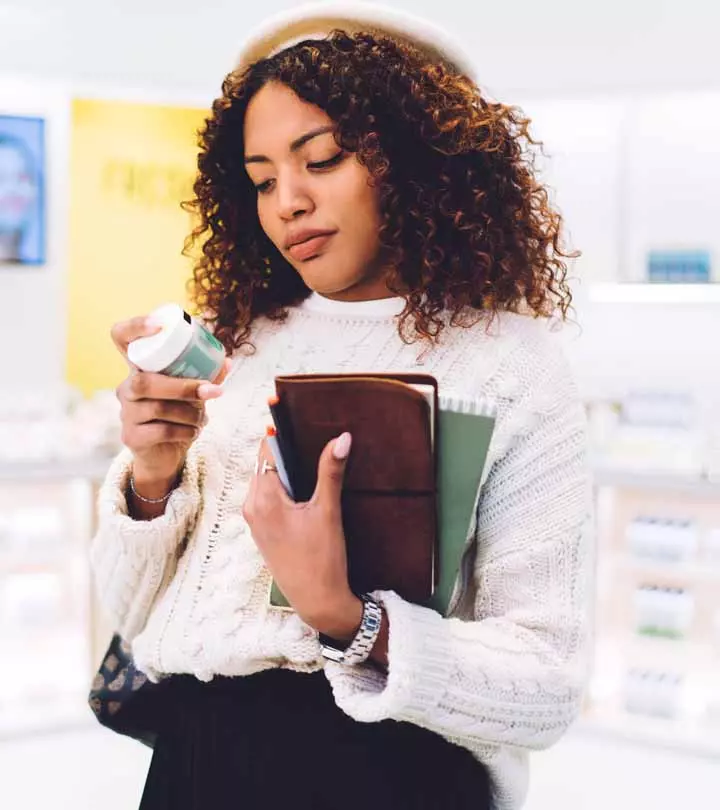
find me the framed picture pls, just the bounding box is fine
[0,115,46,265]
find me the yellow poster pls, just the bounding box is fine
[67,98,207,394]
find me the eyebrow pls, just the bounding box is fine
[244,125,335,164]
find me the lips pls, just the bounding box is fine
[285,230,336,261]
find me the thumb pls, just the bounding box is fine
[312,432,352,504]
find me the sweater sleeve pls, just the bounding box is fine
[324,359,593,751]
[90,445,203,641]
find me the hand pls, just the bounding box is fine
[243,433,363,641]
[111,315,232,494]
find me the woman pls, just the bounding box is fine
[92,5,592,809]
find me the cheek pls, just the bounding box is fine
[335,171,381,229]
[256,200,279,247]
[351,184,382,247]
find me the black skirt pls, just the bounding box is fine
[134,668,494,810]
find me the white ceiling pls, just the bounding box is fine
[1,0,719,100]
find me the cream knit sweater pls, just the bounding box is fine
[91,294,593,810]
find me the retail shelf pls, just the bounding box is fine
[588,283,720,304]
[592,467,720,496]
[604,553,720,582]
[0,457,112,483]
[0,557,72,576]
[578,710,720,759]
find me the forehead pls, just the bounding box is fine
[243,82,333,153]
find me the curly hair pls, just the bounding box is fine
[185,30,576,353]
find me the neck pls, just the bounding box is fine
[319,288,398,303]
[300,290,406,318]
[314,260,402,303]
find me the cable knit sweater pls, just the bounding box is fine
[91,293,593,810]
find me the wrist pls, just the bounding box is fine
[311,593,364,643]
[130,461,183,500]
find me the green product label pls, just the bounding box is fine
[199,325,223,352]
[164,335,221,380]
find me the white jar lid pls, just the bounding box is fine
[127,303,194,373]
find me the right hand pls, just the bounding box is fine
[112,315,232,491]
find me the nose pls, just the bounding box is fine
[276,171,314,221]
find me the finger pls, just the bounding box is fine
[212,357,233,386]
[121,372,224,403]
[111,315,162,355]
[131,399,206,429]
[255,440,294,507]
[123,421,199,449]
[312,433,352,506]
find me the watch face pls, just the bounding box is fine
[321,645,345,663]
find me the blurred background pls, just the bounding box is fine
[1,0,719,807]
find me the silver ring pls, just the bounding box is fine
[254,459,278,475]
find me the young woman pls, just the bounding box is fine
[92,5,592,809]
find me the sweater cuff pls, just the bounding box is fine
[324,590,454,725]
[95,447,201,559]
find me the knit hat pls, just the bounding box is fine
[235,2,474,78]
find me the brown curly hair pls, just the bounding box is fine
[185,30,576,353]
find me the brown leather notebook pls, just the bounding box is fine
[271,373,439,606]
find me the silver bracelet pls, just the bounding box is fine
[128,474,175,504]
[320,595,384,667]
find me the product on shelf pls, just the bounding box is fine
[704,528,720,566]
[0,571,64,630]
[624,668,683,719]
[646,250,711,285]
[621,391,696,430]
[0,386,121,463]
[625,516,698,563]
[633,585,694,639]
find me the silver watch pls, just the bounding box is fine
[320,595,383,666]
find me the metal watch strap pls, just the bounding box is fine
[320,595,383,666]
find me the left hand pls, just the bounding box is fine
[243,432,363,641]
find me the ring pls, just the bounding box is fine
[254,459,278,475]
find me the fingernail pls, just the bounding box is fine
[145,315,163,331]
[197,383,223,399]
[202,413,209,427]
[332,432,352,460]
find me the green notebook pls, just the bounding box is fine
[269,392,496,615]
[429,395,496,615]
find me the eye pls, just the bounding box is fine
[308,152,345,171]
[254,179,275,194]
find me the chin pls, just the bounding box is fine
[296,266,360,297]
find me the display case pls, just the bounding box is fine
[584,469,720,756]
[0,459,110,737]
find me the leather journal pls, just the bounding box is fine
[270,373,439,606]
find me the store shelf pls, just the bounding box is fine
[593,467,720,496]
[578,710,720,759]
[0,457,112,483]
[588,283,720,304]
[606,553,720,582]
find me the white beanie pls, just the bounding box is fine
[235,2,474,78]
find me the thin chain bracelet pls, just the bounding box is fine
[129,474,176,504]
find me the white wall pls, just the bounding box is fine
[3,0,720,98]
[1,0,720,404]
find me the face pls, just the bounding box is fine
[243,81,389,301]
[0,145,36,234]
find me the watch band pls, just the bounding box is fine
[320,595,383,666]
